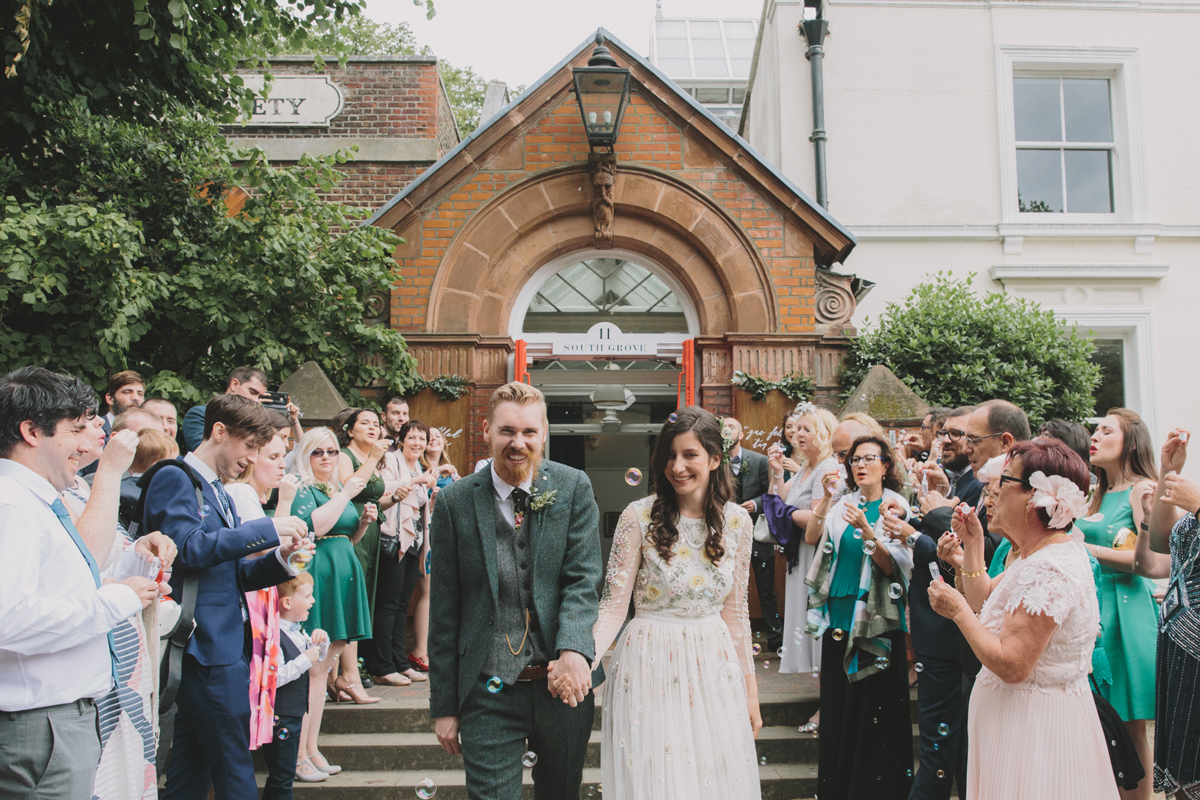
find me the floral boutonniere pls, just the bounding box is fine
[530,488,557,520]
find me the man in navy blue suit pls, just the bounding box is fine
[143,394,310,800]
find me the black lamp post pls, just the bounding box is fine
[573,33,632,152]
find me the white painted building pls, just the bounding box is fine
[739,0,1200,460]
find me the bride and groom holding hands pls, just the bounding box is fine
[428,382,763,799]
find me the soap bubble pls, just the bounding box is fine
[721,426,733,439]
[759,756,767,766]
[624,468,642,486]
[415,778,437,798]
[832,629,845,641]
[794,629,804,644]
[668,413,678,423]
[822,541,834,554]
[888,583,903,600]
[863,540,877,555]
[852,530,862,540]
[273,715,279,725]
[486,676,504,693]
[751,643,762,655]
[875,657,889,670]
[938,723,949,736]
[915,662,924,673]
[277,727,290,740]
[906,535,919,548]
[587,788,596,797]
[717,661,743,686]
[763,661,769,669]
[522,751,537,768]
[199,504,211,519]
[936,770,945,779]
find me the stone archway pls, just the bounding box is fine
[426,165,779,338]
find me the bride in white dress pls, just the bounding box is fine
[589,407,762,799]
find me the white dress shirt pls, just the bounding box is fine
[490,464,533,529]
[0,459,142,711]
[276,620,313,687]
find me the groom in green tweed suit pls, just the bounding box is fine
[429,382,603,799]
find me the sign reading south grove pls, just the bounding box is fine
[238,75,345,127]
[551,322,661,357]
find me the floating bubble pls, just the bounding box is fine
[273,715,279,725]
[763,661,769,669]
[486,676,504,693]
[852,530,863,540]
[751,643,762,655]
[863,540,877,555]
[760,757,767,766]
[587,788,596,797]
[717,661,743,686]
[199,503,211,519]
[811,669,819,678]
[667,413,678,423]
[822,541,834,554]
[937,770,945,779]
[722,426,733,439]
[888,583,903,600]
[624,468,642,486]
[794,630,804,644]
[875,657,889,670]
[522,751,537,768]
[933,743,940,751]
[832,629,845,641]
[907,769,914,777]
[938,723,950,736]
[777,647,785,658]
[415,778,437,799]
[915,662,924,673]
[906,534,919,548]
[277,727,290,740]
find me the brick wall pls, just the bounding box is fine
[389,90,817,334]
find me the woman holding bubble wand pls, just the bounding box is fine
[583,407,762,799]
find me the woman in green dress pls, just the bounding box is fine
[290,427,380,706]
[1078,409,1163,800]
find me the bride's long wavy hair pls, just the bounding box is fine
[648,406,733,565]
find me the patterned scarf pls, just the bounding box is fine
[247,587,281,749]
[804,490,914,681]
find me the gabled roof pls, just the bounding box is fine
[367,27,855,266]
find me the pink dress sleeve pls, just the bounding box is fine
[592,503,644,661]
[721,505,756,676]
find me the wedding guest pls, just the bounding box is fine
[290,428,378,718]
[590,407,761,798]
[768,404,838,733]
[405,424,455,675]
[119,429,180,529]
[1142,427,1200,799]
[1078,409,1161,800]
[368,419,434,686]
[0,367,160,800]
[141,398,178,440]
[804,435,914,799]
[930,438,1117,800]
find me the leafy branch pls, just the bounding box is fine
[731,370,816,403]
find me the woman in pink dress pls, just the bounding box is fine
[929,438,1118,800]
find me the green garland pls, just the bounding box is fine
[730,370,816,403]
[414,374,470,401]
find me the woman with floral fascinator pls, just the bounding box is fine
[929,438,1118,799]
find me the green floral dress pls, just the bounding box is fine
[293,485,371,642]
[344,448,386,619]
[1076,487,1158,720]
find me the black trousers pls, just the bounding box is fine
[750,540,783,649]
[908,656,967,800]
[260,714,303,800]
[365,546,421,676]
[818,629,913,800]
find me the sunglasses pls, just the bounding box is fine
[309,448,340,459]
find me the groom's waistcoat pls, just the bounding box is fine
[481,495,550,684]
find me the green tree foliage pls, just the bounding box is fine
[840,273,1101,425]
[0,0,369,155]
[0,109,420,404]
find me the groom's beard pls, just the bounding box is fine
[493,445,543,487]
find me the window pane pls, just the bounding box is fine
[1016,149,1064,213]
[656,39,689,59]
[723,21,757,40]
[695,58,730,77]
[691,38,726,58]
[658,58,692,77]
[1090,339,1125,414]
[1064,79,1112,143]
[731,88,747,104]
[690,20,721,38]
[1014,78,1062,142]
[656,20,687,38]
[730,59,752,78]
[695,87,730,103]
[1065,149,1113,213]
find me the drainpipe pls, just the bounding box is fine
[801,15,830,209]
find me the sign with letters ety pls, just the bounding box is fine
[551,322,660,357]
[238,75,345,127]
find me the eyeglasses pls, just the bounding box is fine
[965,432,1004,446]
[919,422,932,431]
[835,450,850,463]
[998,474,1031,490]
[848,454,884,467]
[309,449,340,458]
[936,428,966,442]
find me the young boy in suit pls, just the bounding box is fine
[265,572,328,800]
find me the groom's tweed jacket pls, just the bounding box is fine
[428,459,603,718]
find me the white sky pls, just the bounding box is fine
[363,0,764,88]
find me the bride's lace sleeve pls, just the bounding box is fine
[1003,557,1079,625]
[592,502,644,661]
[720,504,756,676]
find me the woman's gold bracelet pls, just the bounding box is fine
[960,567,987,579]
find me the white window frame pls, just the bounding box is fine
[1053,309,1157,437]
[997,46,1147,226]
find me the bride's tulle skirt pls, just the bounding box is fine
[600,611,762,800]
